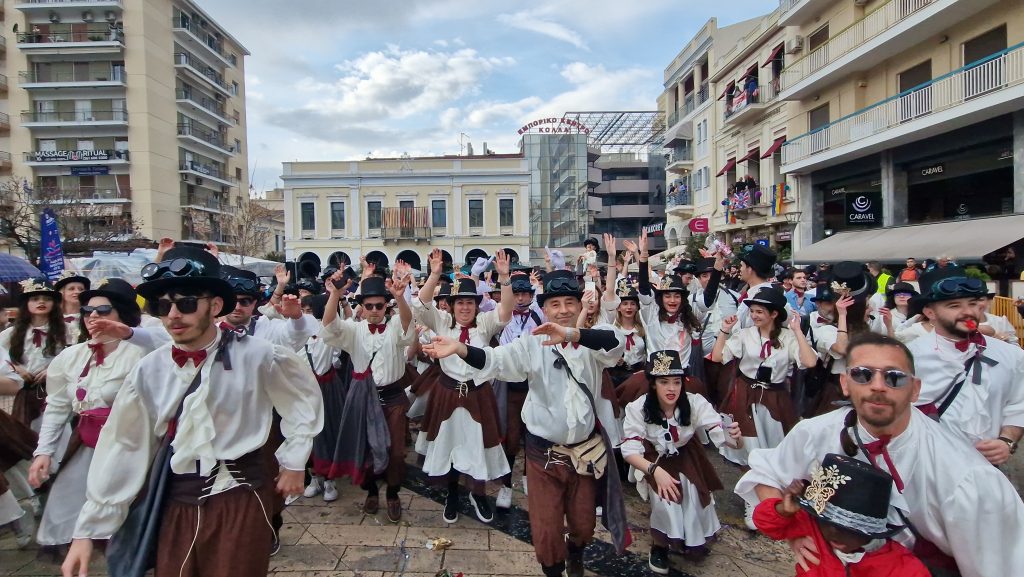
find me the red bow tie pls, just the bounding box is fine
[171,347,207,368]
[561,341,579,349]
[218,321,246,335]
[625,333,635,350]
[664,314,679,324]
[864,435,904,492]
[31,328,46,347]
[458,325,470,344]
[87,342,107,367]
[64,315,76,323]
[759,341,772,360]
[739,291,748,302]
[513,310,530,317]
[817,317,833,325]
[954,332,986,352]
[368,323,387,334]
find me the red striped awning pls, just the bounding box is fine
[760,136,786,158]
[743,64,758,78]
[739,148,761,163]
[716,158,737,177]
[762,44,784,66]
[718,81,735,100]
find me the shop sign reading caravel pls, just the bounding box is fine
[518,117,592,135]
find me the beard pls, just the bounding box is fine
[935,314,975,339]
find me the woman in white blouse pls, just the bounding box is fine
[26,278,147,548]
[621,349,742,574]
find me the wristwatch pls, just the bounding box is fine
[998,436,1018,454]
[499,279,512,287]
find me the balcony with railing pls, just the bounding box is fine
[17,0,122,7]
[17,27,124,51]
[782,42,1024,172]
[177,123,234,156]
[19,68,125,88]
[171,17,232,68]
[24,148,129,164]
[21,109,127,126]
[0,152,11,170]
[181,192,226,213]
[779,0,994,100]
[173,52,232,96]
[778,0,833,27]
[0,113,10,132]
[666,144,693,174]
[381,206,431,241]
[36,186,130,202]
[179,161,237,187]
[724,81,779,125]
[666,188,694,213]
[175,90,233,125]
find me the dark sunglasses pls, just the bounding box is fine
[893,292,913,298]
[362,302,386,311]
[149,296,212,317]
[846,366,913,388]
[236,297,256,307]
[931,277,985,298]
[140,258,205,281]
[81,305,114,316]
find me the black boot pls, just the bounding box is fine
[648,545,669,575]
[541,561,566,577]
[443,489,459,524]
[566,542,585,577]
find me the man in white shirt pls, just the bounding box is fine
[736,332,1024,577]
[908,267,1024,465]
[689,254,739,406]
[62,246,324,577]
[220,266,319,351]
[734,244,777,329]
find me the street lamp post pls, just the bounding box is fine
[784,211,802,266]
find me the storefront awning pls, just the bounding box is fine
[716,158,737,177]
[763,44,784,66]
[761,137,786,158]
[739,148,760,163]
[793,214,1024,264]
[743,64,758,78]
[718,81,735,100]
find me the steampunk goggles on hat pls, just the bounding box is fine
[226,276,259,293]
[141,258,206,282]
[930,277,985,299]
[545,277,579,292]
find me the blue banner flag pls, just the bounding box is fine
[39,208,65,281]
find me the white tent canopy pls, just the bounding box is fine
[68,248,281,285]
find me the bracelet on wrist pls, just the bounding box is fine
[647,462,658,475]
[837,330,847,334]
[720,329,730,336]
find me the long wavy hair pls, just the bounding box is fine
[642,376,692,427]
[10,296,67,362]
[656,291,701,331]
[750,304,785,349]
[614,299,645,339]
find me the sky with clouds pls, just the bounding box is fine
[200,0,778,193]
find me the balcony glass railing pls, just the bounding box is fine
[22,110,127,122]
[171,17,229,60]
[783,43,1024,165]
[781,0,936,92]
[180,161,236,183]
[181,193,225,211]
[667,108,680,127]
[17,29,123,44]
[666,190,692,208]
[36,186,130,200]
[0,113,9,129]
[177,123,231,151]
[176,90,227,118]
[19,69,125,84]
[667,145,692,164]
[173,52,231,93]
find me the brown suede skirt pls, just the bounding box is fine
[723,372,796,438]
[642,439,723,508]
[419,372,503,449]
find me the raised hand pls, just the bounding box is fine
[786,312,802,332]
[603,233,616,259]
[835,295,855,317]
[638,228,649,256]
[721,315,738,333]
[277,294,302,319]
[274,263,291,287]
[494,250,510,276]
[427,248,444,276]
[532,322,570,346]
[361,260,376,281]
[205,242,220,258]
[622,239,639,255]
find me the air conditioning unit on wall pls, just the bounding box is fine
[785,36,804,54]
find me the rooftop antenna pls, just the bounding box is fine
[400,152,413,171]
[458,132,470,155]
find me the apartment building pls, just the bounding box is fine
[776,0,1024,262]
[280,155,531,272]
[588,151,667,252]
[660,17,761,249]
[4,0,249,246]
[253,187,286,255]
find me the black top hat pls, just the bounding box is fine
[282,283,300,297]
[18,278,60,302]
[912,265,986,307]
[673,259,698,275]
[696,257,717,274]
[296,278,323,295]
[221,266,261,298]
[738,244,777,277]
[53,270,91,292]
[885,281,919,309]
[510,262,533,273]
[137,247,235,315]
[583,237,600,250]
[615,278,639,301]
[829,261,877,302]
[320,266,339,282]
[654,273,687,294]
[743,287,788,322]
[434,281,452,301]
[510,274,535,294]
[356,276,389,303]
[645,349,687,377]
[79,278,139,311]
[811,282,838,303]
[449,278,483,303]
[537,270,583,306]
[797,453,902,539]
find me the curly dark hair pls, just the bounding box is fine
[10,296,67,362]
[656,292,701,331]
[642,376,692,427]
[76,299,142,343]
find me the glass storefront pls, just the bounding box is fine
[818,173,881,236]
[906,140,1013,223]
[523,133,589,249]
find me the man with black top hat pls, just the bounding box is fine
[735,244,778,329]
[689,251,739,406]
[422,269,628,577]
[219,265,318,352]
[62,246,324,577]
[737,331,1024,577]
[319,264,414,523]
[908,266,1024,466]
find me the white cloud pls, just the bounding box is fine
[497,10,588,50]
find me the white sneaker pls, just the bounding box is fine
[12,513,34,548]
[322,480,339,502]
[303,476,324,498]
[744,500,757,531]
[496,486,513,510]
[521,475,528,496]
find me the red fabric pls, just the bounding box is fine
[753,498,931,577]
[954,332,985,352]
[87,342,106,367]
[561,342,580,349]
[625,333,635,350]
[31,328,46,347]
[458,325,470,344]
[739,291,748,302]
[77,407,111,448]
[759,340,772,359]
[368,323,387,334]
[664,314,679,324]
[898,268,919,282]
[513,310,530,318]
[64,315,76,323]
[171,347,207,368]
[863,436,905,492]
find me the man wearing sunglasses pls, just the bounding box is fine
[62,246,324,577]
[219,266,318,353]
[907,267,1024,466]
[736,331,1024,577]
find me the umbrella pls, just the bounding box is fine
[0,254,43,282]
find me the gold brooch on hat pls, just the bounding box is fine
[97,278,110,288]
[658,277,673,291]
[651,351,673,375]
[804,463,852,514]
[19,279,50,293]
[616,279,631,297]
[830,281,850,297]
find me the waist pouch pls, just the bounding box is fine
[549,433,607,479]
[77,407,112,448]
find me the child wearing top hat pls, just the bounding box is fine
[753,453,930,577]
